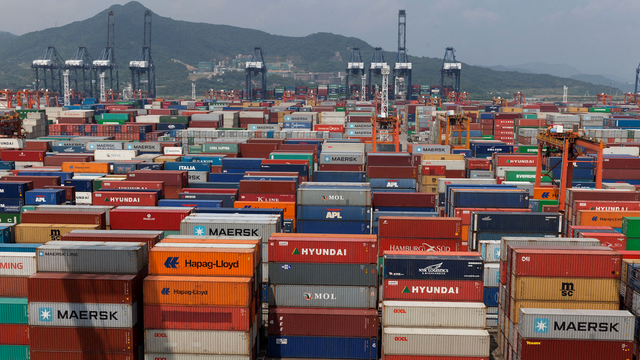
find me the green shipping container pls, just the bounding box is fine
[159,116,189,124]
[0,298,28,324]
[269,153,313,176]
[20,206,36,213]
[504,171,553,183]
[589,107,611,113]
[97,119,128,125]
[336,107,346,112]
[626,237,640,251]
[518,146,538,154]
[92,177,109,192]
[537,199,559,212]
[522,114,538,119]
[202,143,239,154]
[482,135,494,140]
[16,109,45,120]
[622,217,640,238]
[115,101,135,106]
[98,113,129,121]
[0,213,20,225]
[188,145,202,154]
[0,346,30,360]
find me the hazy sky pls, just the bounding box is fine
[1,0,637,80]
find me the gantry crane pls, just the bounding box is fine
[32,46,65,94]
[596,93,612,106]
[392,10,412,101]
[440,47,461,99]
[129,10,156,99]
[371,64,400,152]
[0,111,24,138]
[65,46,94,98]
[635,63,640,96]
[245,47,267,101]
[514,92,525,105]
[345,48,365,100]
[437,113,471,149]
[368,47,388,101]
[534,126,604,212]
[94,10,119,99]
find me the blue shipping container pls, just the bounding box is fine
[369,178,416,189]
[0,161,15,170]
[64,179,93,193]
[470,212,562,233]
[158,199,222,209]
[165,162,211,172]
[179,193,236,208]
[189,182,239,189]
[450,190,529,209]
[181,155,225,166]
[112,163,137,174]
[383,253,484,280]
[484,287,499,307]
[137,163,164,170]
[260,164,309,178]
[0,182,29,198]
[19,171,73,182]
[25,189,64,205]
[222,158,263,170]
[297,205,371,221]
[0,243,39,252]
[209,173,245,183]
[297,220,370,235]
[268,336,378,360]
[314,171,367,183]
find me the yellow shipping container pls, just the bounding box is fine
[419,185,438,194]
[501,107,523,113]
[510,276,619,302]
[154,156,180,163]
[15,224,101,243]
[421,175,445,185]
[420,154,465,161]
[508,299,619,324]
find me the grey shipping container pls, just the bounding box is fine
[28,302,137,328]
[319,152,365,165]
[187,171,209,183]
[163,235,266,261]
[382,301,486,328]
[269,284,377,309]
[269,263,377,286]
[36,241,147,274]
[297,188,371,206]
[35,205,115,226]
[382,327,490,357]
[180,216,280,243]
[480,240,501,263]
[484,263,499,287]
[518,309,635,341]
[500,237,602,262]
[145,325,256,354]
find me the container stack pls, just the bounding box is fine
[371,194,438,235]
[319,142,366,172]
[480,239,500,327]
[381,251,490,360]
[296,182,371,234]
[517,309,634,359]
[468,212,563,251]
[236,178,297,229]
[143,237,260,360]
[28,241,148,360]
[498,238,621,360]
[267,233,378,359]
[367,153,416,193]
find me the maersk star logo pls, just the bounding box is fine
[39,307,53,322]
[194,226,205,236]
[534,318,549,333]
[324,156,331,162]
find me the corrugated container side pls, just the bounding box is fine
[383,279,483,302]
[28,302,137,328]
[28,272,144,304]
[268,335,377,359]
[378,217,462,239]
[382,301,486,328]
[0,276,28,297]
[29,325,142,351]
[0,324,29,345]
[382,328,490,357]
[144,327,254,355]
[148,247,255,277]
[511,277,619,302]
[518,338,632,360]
[518,309,634,340]
[144,305,253,331]
[30,350,140,360]
[269,284,377,308]
[143,276,253,306]
[511,249,621,278]
[267,238,377,264]
[267,308,378,337]
[36,242,147,274]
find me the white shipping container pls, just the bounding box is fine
[495,166,537,178]
[382,301,486,328]
[420,160,465,171]
[604,147,640,157]
[480,240,501,263]
[164,147,183,155]
[0,139,25,148]
[500,237,601,262]
[36,241,147,274]
[436,178,496,194]
[145,355,249,360]
[135,115,161,123]
[94,150,138,161]
[518,309,634,341]
[484,263,500,287]
[382,327,490,357]
[0,252,36,276]
[145,325,256,355]
[28,302,137,328]
[322,143,365,153]
[60,110,94,118]
[75,192,92,205]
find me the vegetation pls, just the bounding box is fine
[0,1,614,99]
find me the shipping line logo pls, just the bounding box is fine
[164,256,239,270]
[325,209,342,219]
[534,318,549,333]
[303,292,337,300]
[402,286,459,294]
[561,282,574,297]
[194,226,206,236]
[418,262,449,275]
[292,248,347,256]
[39,307,53,322]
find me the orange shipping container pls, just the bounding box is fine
[148,247,256,277]
[234,201,295,220]
[159,237,261,263]
[62,162,110,174]
[144,276,253,306]
[576,210,640,228]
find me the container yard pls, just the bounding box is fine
[3,3,640,360]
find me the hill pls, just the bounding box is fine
[0,31,17,47]
[0,1,613,98]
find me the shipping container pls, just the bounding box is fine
[93,191,158,206]
[382,328,490,357]
[268,284,377,308]
[268,308,378,337]
[0,252,35,276]
[378,217,462,239]
[144,305,252,331]
[61,230,162,250]
[144,355,249,360]
[378,238,462,256]
[21,210,106,229]
[511,277,618,301]
[268,235,377,264]
[28,272,144,304]
[36,241,147,274]
[500,237,602,262]
[510,248,621,278]
[268,335,377,359]
[143,276,253,306]
[0,276,28,297]
[518,338,632,360]
[29,325,142,351]
[268,263,377,286]
[15,224,101,243]
[0,324,28,345]
[148,246,255,277]
[508,300,619,324]
[382,301,486,328]
[28,302,137,328]
[0,346,29,360]
[518,309,634,340]
[144,328,254,355]
[383,252,484,280]
[383,279,483,301]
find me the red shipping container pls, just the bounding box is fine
[566,225,614,238]
[373,193,436,208]
[318,164,365,172]
[0,324,28,345]
[578,232,627,250]
[421,165,446,176]
[44,154,94,166]
[367,166,417,179]
[453,208,531,226]
[268,236,377,264]
[21,211,106,229]
[603,169,640,180]
[494,155,537,167]
[30,351,139,360]
[238,193,296,202]
[126,170,187,187]
[29,325,142,352]
[43,185,76,203]
[383,279,483,301]
[378,217,462,239]
[144,305,253,331]
[384,357,488,360]
[367,153,413,167]
[445,170,466,178]
[25,140,52,151]
[510,248,621,278]
[109,207,192,231]
[518,338,632,360]
[268,308,378,337]
[101,181,165,198]
[603,157,640,169]
[1,176,59,188]
[238,180,297,194]
[466,159,491,170]
[1,150,45,162]
[618,250,640,260]
[61,231,161,249]
[314,124,344,132]
[164,185,182,199]
[0,276,28,297]
[568,189,640,205]
[28,272,144,304]
[378,238,462,256]
[92,191,158,206]
[180,188,238,195]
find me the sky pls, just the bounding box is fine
[1,0,638,81]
